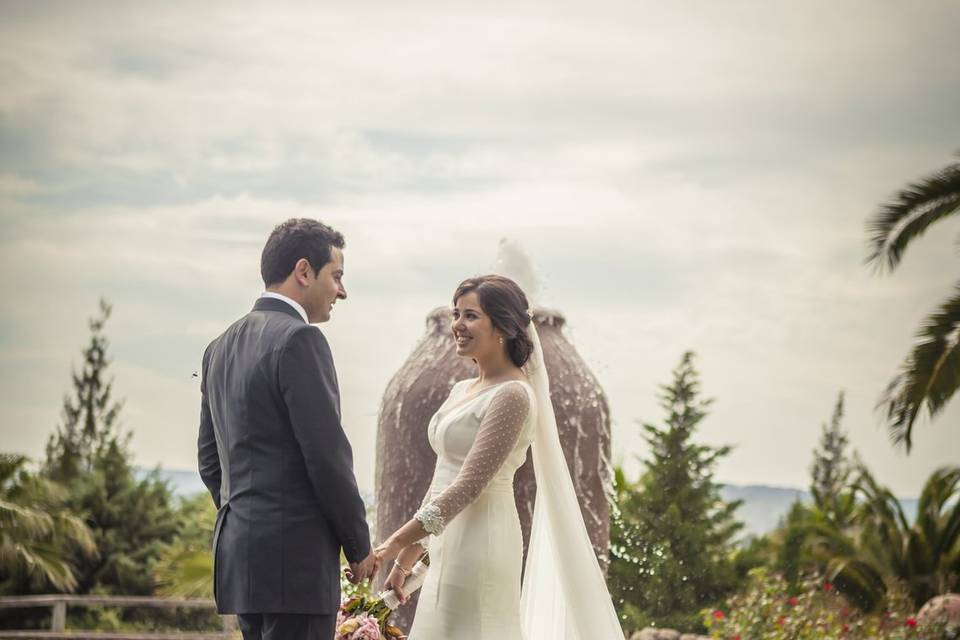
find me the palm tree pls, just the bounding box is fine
[152,494,214,598]
[0,453,97,592]
[866,152,960,451]
[811,464,960,611]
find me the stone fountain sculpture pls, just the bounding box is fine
[374,305,612,631]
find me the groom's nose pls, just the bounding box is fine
[337,284,347,300]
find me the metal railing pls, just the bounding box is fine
[0,595,235,640]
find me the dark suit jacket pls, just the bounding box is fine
[198,297,370,615]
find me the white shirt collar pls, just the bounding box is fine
[260,292,309,324]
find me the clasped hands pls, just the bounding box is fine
[343,536,405,586]
[345,518,429,606]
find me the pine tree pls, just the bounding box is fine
[44,299,124,482]
[39,300,177,603]
[771,392,857,592]
[810,391,855,528]
[609,352,743,633]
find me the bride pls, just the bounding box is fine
[374,275,623,639]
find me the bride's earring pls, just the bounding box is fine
[499,337,504,345]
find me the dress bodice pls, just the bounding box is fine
[415,378,536,536]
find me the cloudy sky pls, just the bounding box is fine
[2,1,958,499]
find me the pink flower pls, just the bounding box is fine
[777,616,786,626]
[787,597,799,606]
[713,610,725,620]
[350,615,383,640]
[337,617,360,639]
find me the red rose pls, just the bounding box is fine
[713,610,725,620]
[777,616,786,626]
[787,597,799,606]
[823,581,834,592]
[905,618,917,628]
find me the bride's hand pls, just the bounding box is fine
[383,566,409,605]
[374,536,404,566]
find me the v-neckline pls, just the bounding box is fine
[439,379,518,418]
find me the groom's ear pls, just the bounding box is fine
[292,258,314,286]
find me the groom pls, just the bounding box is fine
[198,218,377,640]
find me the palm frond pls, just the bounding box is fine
[942,491,960,561]
[814,464,960,610]
[16,542,81,592]
[866,156,960,272]
[0,453,30,488]
[154,549,213,598]
[877,282,960,451]
[853,463,911,531]
[0,458,97,592]
[826,556,888,611]
[0,537,80,592]
[0,499,54,537]
[916,467,960,552]
[51,510,97,557]
[905,527,933,578]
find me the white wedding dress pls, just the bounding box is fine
[408,324,625,640]
[409,378,535,639]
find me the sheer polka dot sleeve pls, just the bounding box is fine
[414,382,530,536]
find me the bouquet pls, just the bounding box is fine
[336,559,429,640]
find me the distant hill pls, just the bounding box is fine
[137,467,207,496]
[143,468,918,538]
[719,484,810,537]
[718,483,918,538]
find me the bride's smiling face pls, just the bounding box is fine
[451,292,501,359]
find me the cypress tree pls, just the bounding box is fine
[609,352,742,633]
[42,300,177,601]
[810,391,855,528]
[45,299,123,483]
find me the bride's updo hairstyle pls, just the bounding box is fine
[453,275,534,368]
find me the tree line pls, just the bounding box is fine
[608,355,958,636]
[0,301,215,632]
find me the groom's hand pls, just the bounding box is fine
[346,550,378,584]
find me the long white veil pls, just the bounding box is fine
[519,322,625,639]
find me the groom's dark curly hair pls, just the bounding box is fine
[260,218,345,286]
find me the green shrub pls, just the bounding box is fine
[703,568,958,639]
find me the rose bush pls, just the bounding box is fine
[703,568,958,639]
